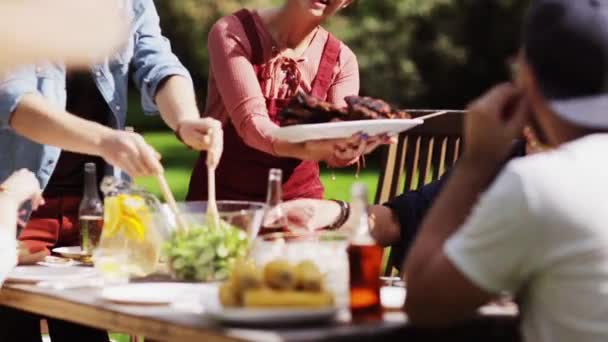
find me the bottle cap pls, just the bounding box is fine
[84,162,96,173]
[269,168,282,181]
[351,183,368,202]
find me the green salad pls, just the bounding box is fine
[163,222,249,282]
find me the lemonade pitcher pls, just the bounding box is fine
[95,177,168,281]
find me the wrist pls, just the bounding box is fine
[95,126,118,156]
[327,200,350,230]
[273,140,305,159]
[174,121,193,150]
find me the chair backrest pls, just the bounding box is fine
[375,110,465,204]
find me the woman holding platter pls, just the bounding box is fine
[187,0,393,202]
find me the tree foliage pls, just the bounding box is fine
[156,0,530,109]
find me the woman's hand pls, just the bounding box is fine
[264,199,342,231]
[327,133,396,167]
[176,118,224,168]
[275,133,395,167]
[17,242,49,265]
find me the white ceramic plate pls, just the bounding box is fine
[100,283,214,305]
[52,246,91,258]
[271,119,423,143]
[6,266,98,283]
[206,306,338,325]
[37,256,80,268]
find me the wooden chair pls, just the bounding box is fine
[375,110,465,275]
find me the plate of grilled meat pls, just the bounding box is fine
[273,92,423,143]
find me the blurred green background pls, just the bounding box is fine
[128,0,529,202]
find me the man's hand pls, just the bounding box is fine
[464,83,529,166]
[99,130,163,177]
[0,169,44,210]
[176,118,224,168]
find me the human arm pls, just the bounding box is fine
[0,0,126,72]
[404,83,530,326]
[8,93,162,177]
[128,0,223,165]
[155,76,224,166]
[0,170,46,278]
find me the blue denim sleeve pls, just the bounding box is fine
[130,0,192,115]
[0,66,37,128]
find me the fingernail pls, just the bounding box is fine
[360,133,369,141]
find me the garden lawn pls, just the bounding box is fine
[136,132,379,202]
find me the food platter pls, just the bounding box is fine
[271,119,423,143]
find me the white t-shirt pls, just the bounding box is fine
[0,225,17,285]
[445,134,608,342]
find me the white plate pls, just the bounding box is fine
[271,119,423,143]
[52,246,91,258]
[37,256,80,268]
[101,283,213,305]
[206,307,338,325]
[6,266,98,283]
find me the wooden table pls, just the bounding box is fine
[0,282,519,342]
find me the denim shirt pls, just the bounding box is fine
[0,0,191,190]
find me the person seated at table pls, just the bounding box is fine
[402,1,608,341]
[186,0,391,203]
[269,137,529,270]
[0,170,44,285]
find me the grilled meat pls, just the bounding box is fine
[278,92,410,126]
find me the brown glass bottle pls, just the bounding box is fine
[79,163,104,254]
[260,169,288,236]
[347,184,383,315]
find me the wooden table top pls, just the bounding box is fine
[0,282,415,342]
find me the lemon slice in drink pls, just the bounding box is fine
[103,194,151,241]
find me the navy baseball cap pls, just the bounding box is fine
[524,0,608,128]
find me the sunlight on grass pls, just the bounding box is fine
[138,132,380,202]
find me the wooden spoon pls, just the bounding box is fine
[156,172,188,234]
[125,127,188,233]
[206,128,221,230]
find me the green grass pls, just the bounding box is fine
[110,334,131,342]
[136,132,379,202]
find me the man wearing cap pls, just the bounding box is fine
[404,0,608,340]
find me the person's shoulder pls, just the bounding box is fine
[208,12,250,49]
[211,12,246,35]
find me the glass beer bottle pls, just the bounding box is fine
[347,183,383,315]
[260,169,288,236]
[79,162,104,254]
